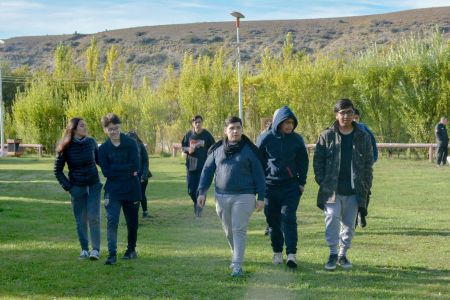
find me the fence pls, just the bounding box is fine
[172,142,448,162]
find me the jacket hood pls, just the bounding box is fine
[271,106,298,135]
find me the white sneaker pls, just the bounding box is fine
[273,252,283,264]
[286,253,297,269]
[79,250,90,260]
[90,249,100,260]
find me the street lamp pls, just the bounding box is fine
[0,39,5,157]
[230,11,245,122]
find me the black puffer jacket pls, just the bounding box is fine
[54,137,100,191]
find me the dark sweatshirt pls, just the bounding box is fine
[181,129,215,172]
[256,106,309,187]
[98,133,141,202]
[198,143,266,201]
[54,137,100,191]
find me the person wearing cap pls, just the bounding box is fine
[181,115,215,217]
[313,99,373,270]
[256,106,309,269]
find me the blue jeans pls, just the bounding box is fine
[69,182,102,251]
[266,182,301,254]
[104,195,139,255]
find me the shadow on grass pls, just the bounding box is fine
[1,247,449,299]
[360,227,450,237]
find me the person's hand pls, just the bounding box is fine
[256,200,264,212]
[197,195,206,208]
[299,185,305,193]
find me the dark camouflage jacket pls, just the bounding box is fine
[313,121,373,209]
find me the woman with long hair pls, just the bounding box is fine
[54,118,102,260]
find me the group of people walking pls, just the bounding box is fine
[55,99,376,274]
[181,98,374,276]
[54,113,150,265]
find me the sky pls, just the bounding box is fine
[1,0,450,39]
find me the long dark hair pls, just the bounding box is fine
[56,118,83,154]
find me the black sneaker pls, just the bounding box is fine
[324,254,338,271]
[338,256,352,269]
[358,213,367,228]
[105,254,117,265]
[122,250,137,259]
[142,211,149,218]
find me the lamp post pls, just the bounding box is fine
[230,11,245,122]
[0,39,5,157]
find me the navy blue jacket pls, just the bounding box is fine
[256,106,309,187]
[198,143,266,200]
[358,122,378,162]
[98,133,141,202]
[54,137,100,191]
[435,123,448,145]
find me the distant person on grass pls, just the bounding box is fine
[435,117,448,167]
[181,115,215,217]
[127,131,152,218]
[256,106,309,269]
[99,113,141,265]
[54,118,102,261]
[197,116,265,277]
[353,109,378,228]
[313,99,373,271]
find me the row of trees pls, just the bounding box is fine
[4,29,450,153]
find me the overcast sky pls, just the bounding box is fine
[1,0,449,39]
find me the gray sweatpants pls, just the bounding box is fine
[215,193,255,267]
[324,194,358,255]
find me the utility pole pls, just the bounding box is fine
[230,11,245,123]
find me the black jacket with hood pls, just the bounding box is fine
[256,106,309,187]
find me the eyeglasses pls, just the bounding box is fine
[107,126,120,133]
[337,109,355,116]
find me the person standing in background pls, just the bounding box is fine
[435,117,448,167]
[353,109,377,228]
[127,131,152,218]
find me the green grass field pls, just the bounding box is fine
[0,156,449,299]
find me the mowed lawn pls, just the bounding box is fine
[0,156,449,299]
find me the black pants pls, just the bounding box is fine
[105,198,139,255]
[266,183,302,254]
[187,170,201,204]
[140,180,148,212]
[437,143,448,165]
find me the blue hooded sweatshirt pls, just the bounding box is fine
[256,106,309,187]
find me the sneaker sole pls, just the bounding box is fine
[90,256,100,260]
[324,265,336,271]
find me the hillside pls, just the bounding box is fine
[1,6,449,83]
